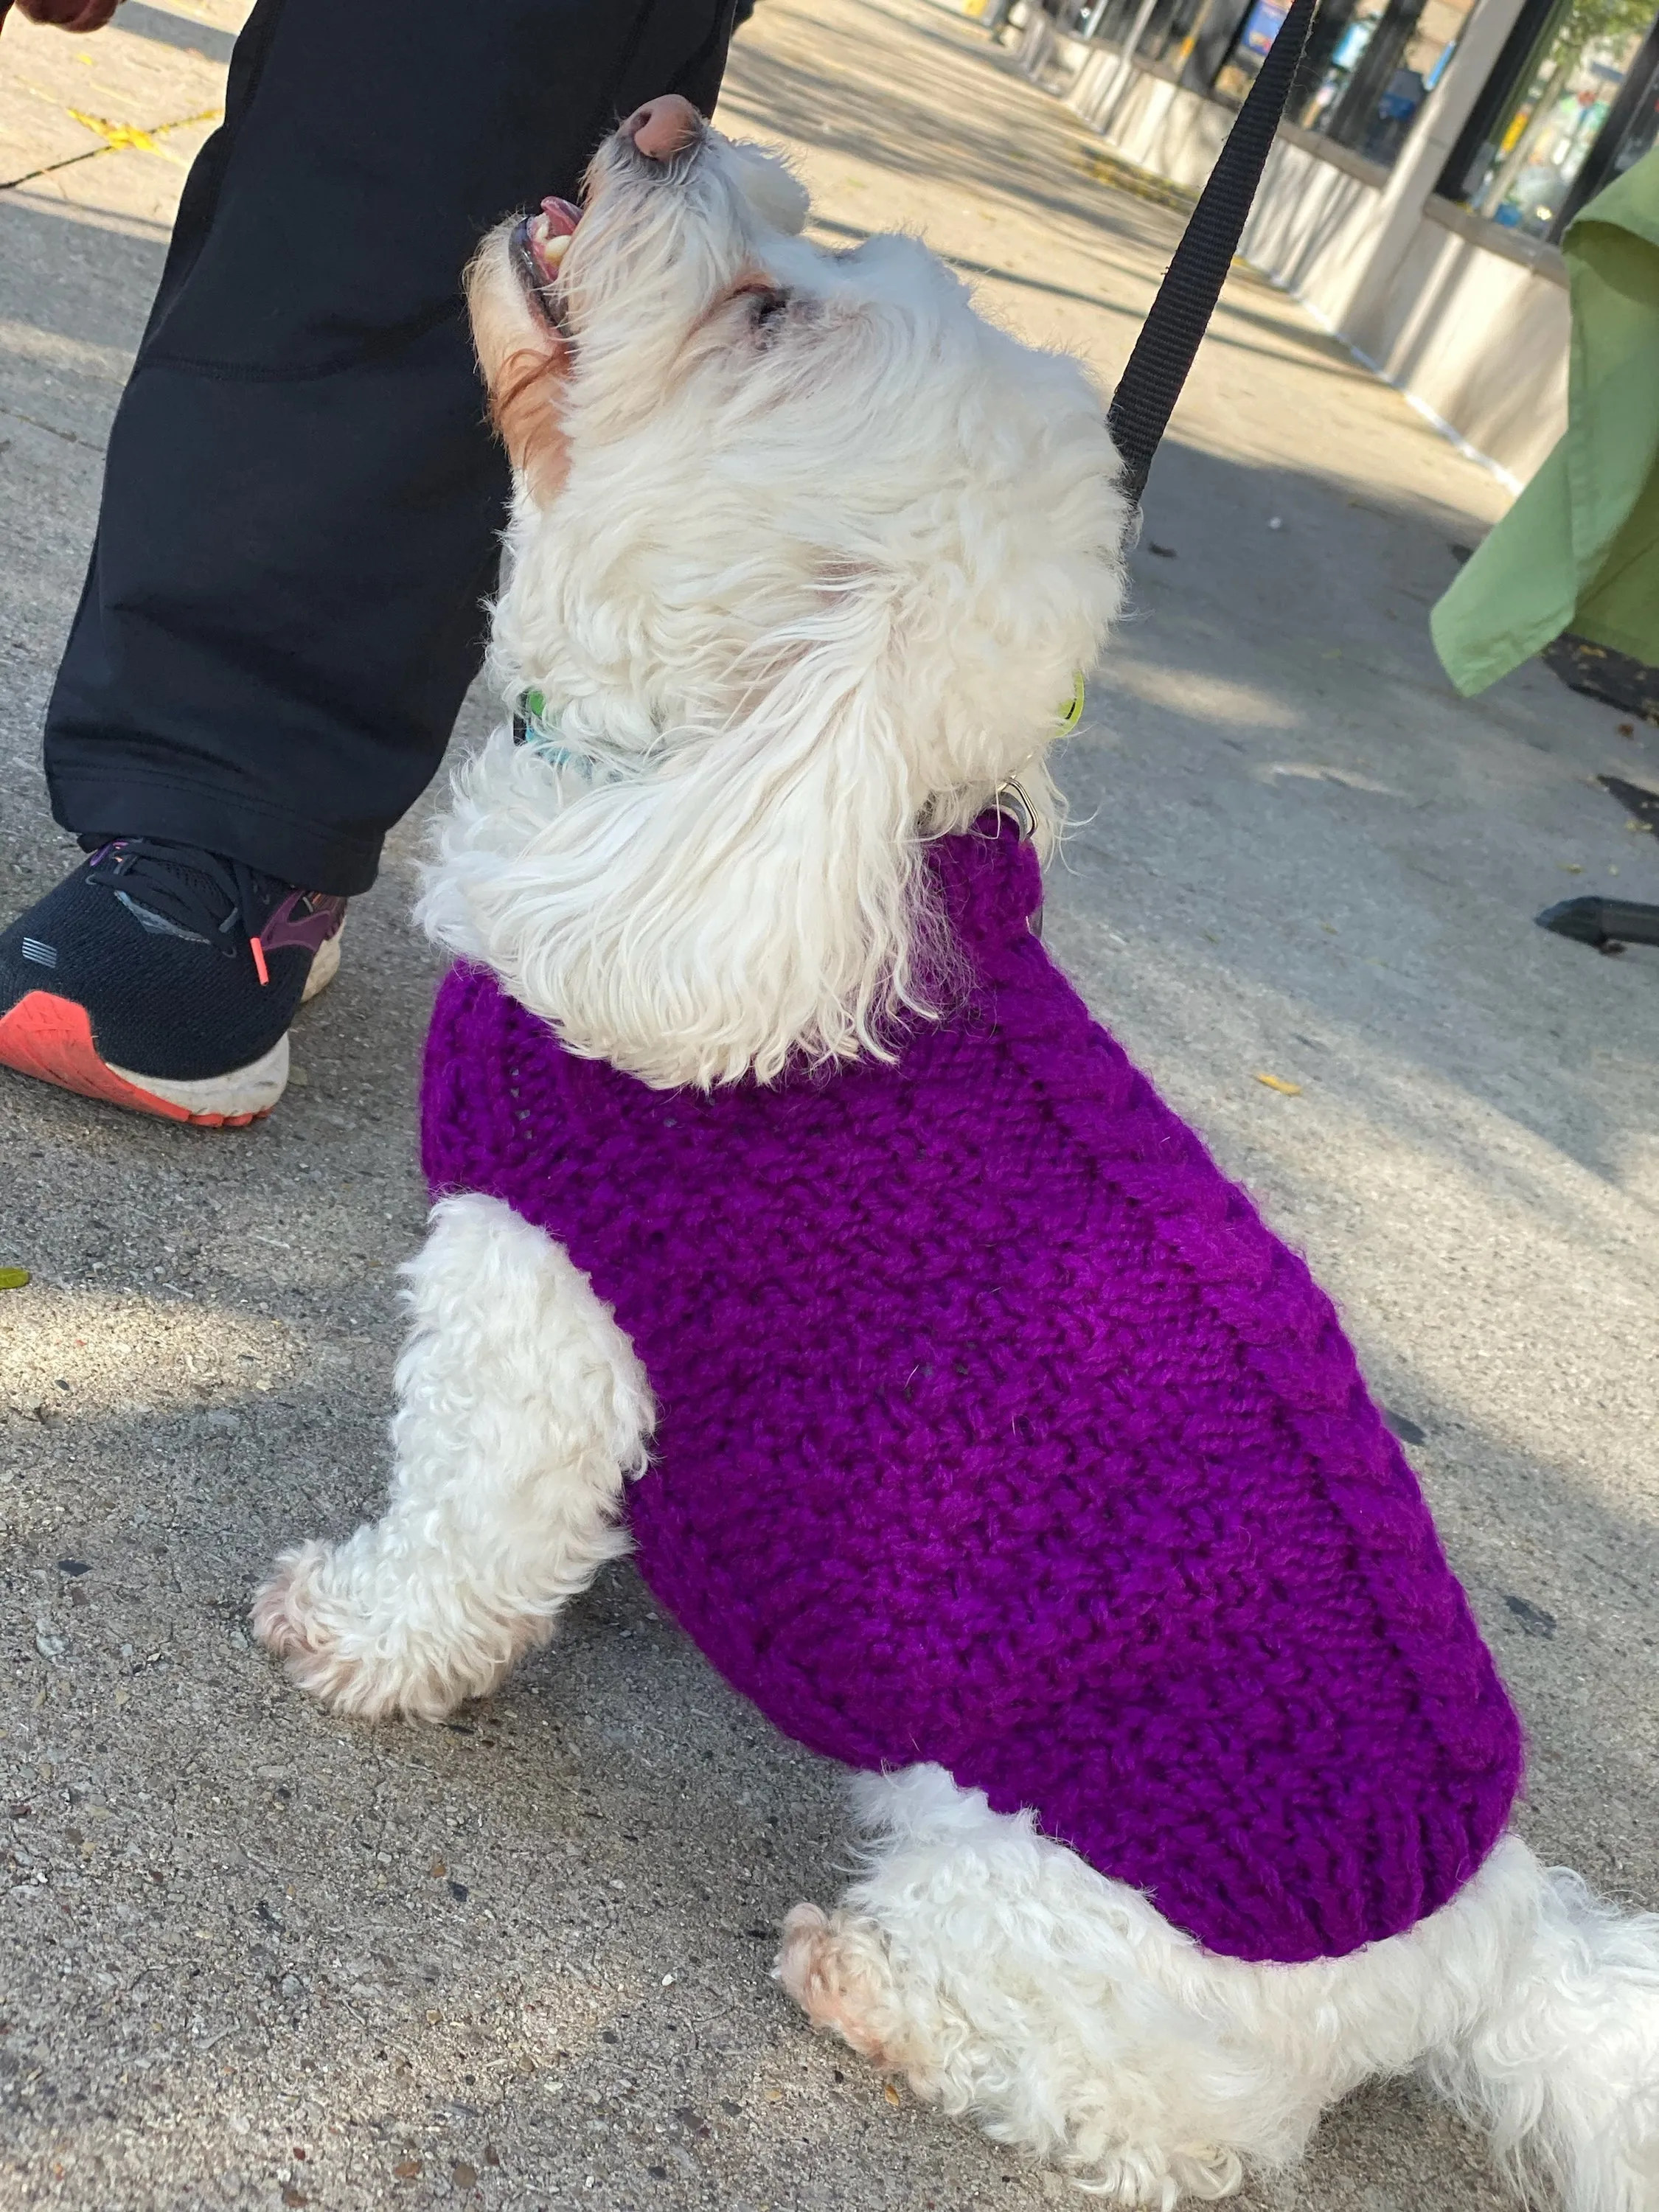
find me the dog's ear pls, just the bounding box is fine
[421,623,944,1091]
[465,229,571,502]
[726,142,810,236]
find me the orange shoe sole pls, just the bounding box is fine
[0,991,270,1128]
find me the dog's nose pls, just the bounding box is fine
[625,94,700,161]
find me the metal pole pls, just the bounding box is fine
[1093,0,1166,133]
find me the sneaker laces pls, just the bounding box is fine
[88,838,292,985]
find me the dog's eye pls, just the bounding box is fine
[747,287,790,339]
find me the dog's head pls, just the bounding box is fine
[426,97,1127,1088]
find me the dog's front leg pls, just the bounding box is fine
[253,1192,653,1721]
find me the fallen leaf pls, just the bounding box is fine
[884,2081,902,2106]
[67,108,158,153]
[453,2163,478,2188]
[281,2193,308,2209]
[393,2158,422,2180]
[428,1860,446,1878]
[0,1267,29,1291]
[1503,1593,1557,1640]
[1253,1073,1301,1096]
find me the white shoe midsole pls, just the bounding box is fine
[301,922,344,1004]
[108,1032,290,1119]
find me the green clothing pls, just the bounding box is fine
[1432,148,1659,696]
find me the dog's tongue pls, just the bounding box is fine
[526,195,581,282]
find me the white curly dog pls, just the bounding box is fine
[254,94,1659,2209]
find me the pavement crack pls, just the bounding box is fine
[0,105,220,195]
[0,403,104,453]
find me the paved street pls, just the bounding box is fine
[1,1,1656,2208]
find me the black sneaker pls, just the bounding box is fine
[0,839,347,1127]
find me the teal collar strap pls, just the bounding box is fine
[511,689,601,778]
[513,695,624,792]
[510,672,1084,780]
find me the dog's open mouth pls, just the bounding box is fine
[512,197,582,330]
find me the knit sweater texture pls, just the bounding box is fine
[421,816,1523,1964]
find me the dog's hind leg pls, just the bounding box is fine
[781,1771,1659,2208]
[253,1192,653,1722]
[1421,1843,1659,2212]
[778,1767,1276,2204]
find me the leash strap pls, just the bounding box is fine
[1105,0,1319,508]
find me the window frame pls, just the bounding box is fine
[1437,0,1659,240]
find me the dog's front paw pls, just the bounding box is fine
[252,1540,395,1717]
[252,1540,494,1722]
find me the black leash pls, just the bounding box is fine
[1105,0,1319,508]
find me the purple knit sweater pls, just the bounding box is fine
[422,817,1522,1964]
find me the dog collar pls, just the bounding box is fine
[990,679,1082,839]
[512,688,621,782]
[511,674,1085,789]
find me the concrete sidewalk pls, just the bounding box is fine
[1,2,1655,2208]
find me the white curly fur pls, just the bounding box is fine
[254,1193,651,1722]
[779,1769,1659,2211]
[255,108,1659,2207]
[421,112,1125,1088]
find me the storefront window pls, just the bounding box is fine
[1213,0,1472,153]
[1062,0,1658,230]
[1065,0,1125,38]
[1074,0,1155,43]
[1447,0,1659,237]
[1138,0,1228,68]
[1211,0,1296,103]
[1069,0,1256,86]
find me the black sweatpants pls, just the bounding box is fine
[43,0,737,895]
